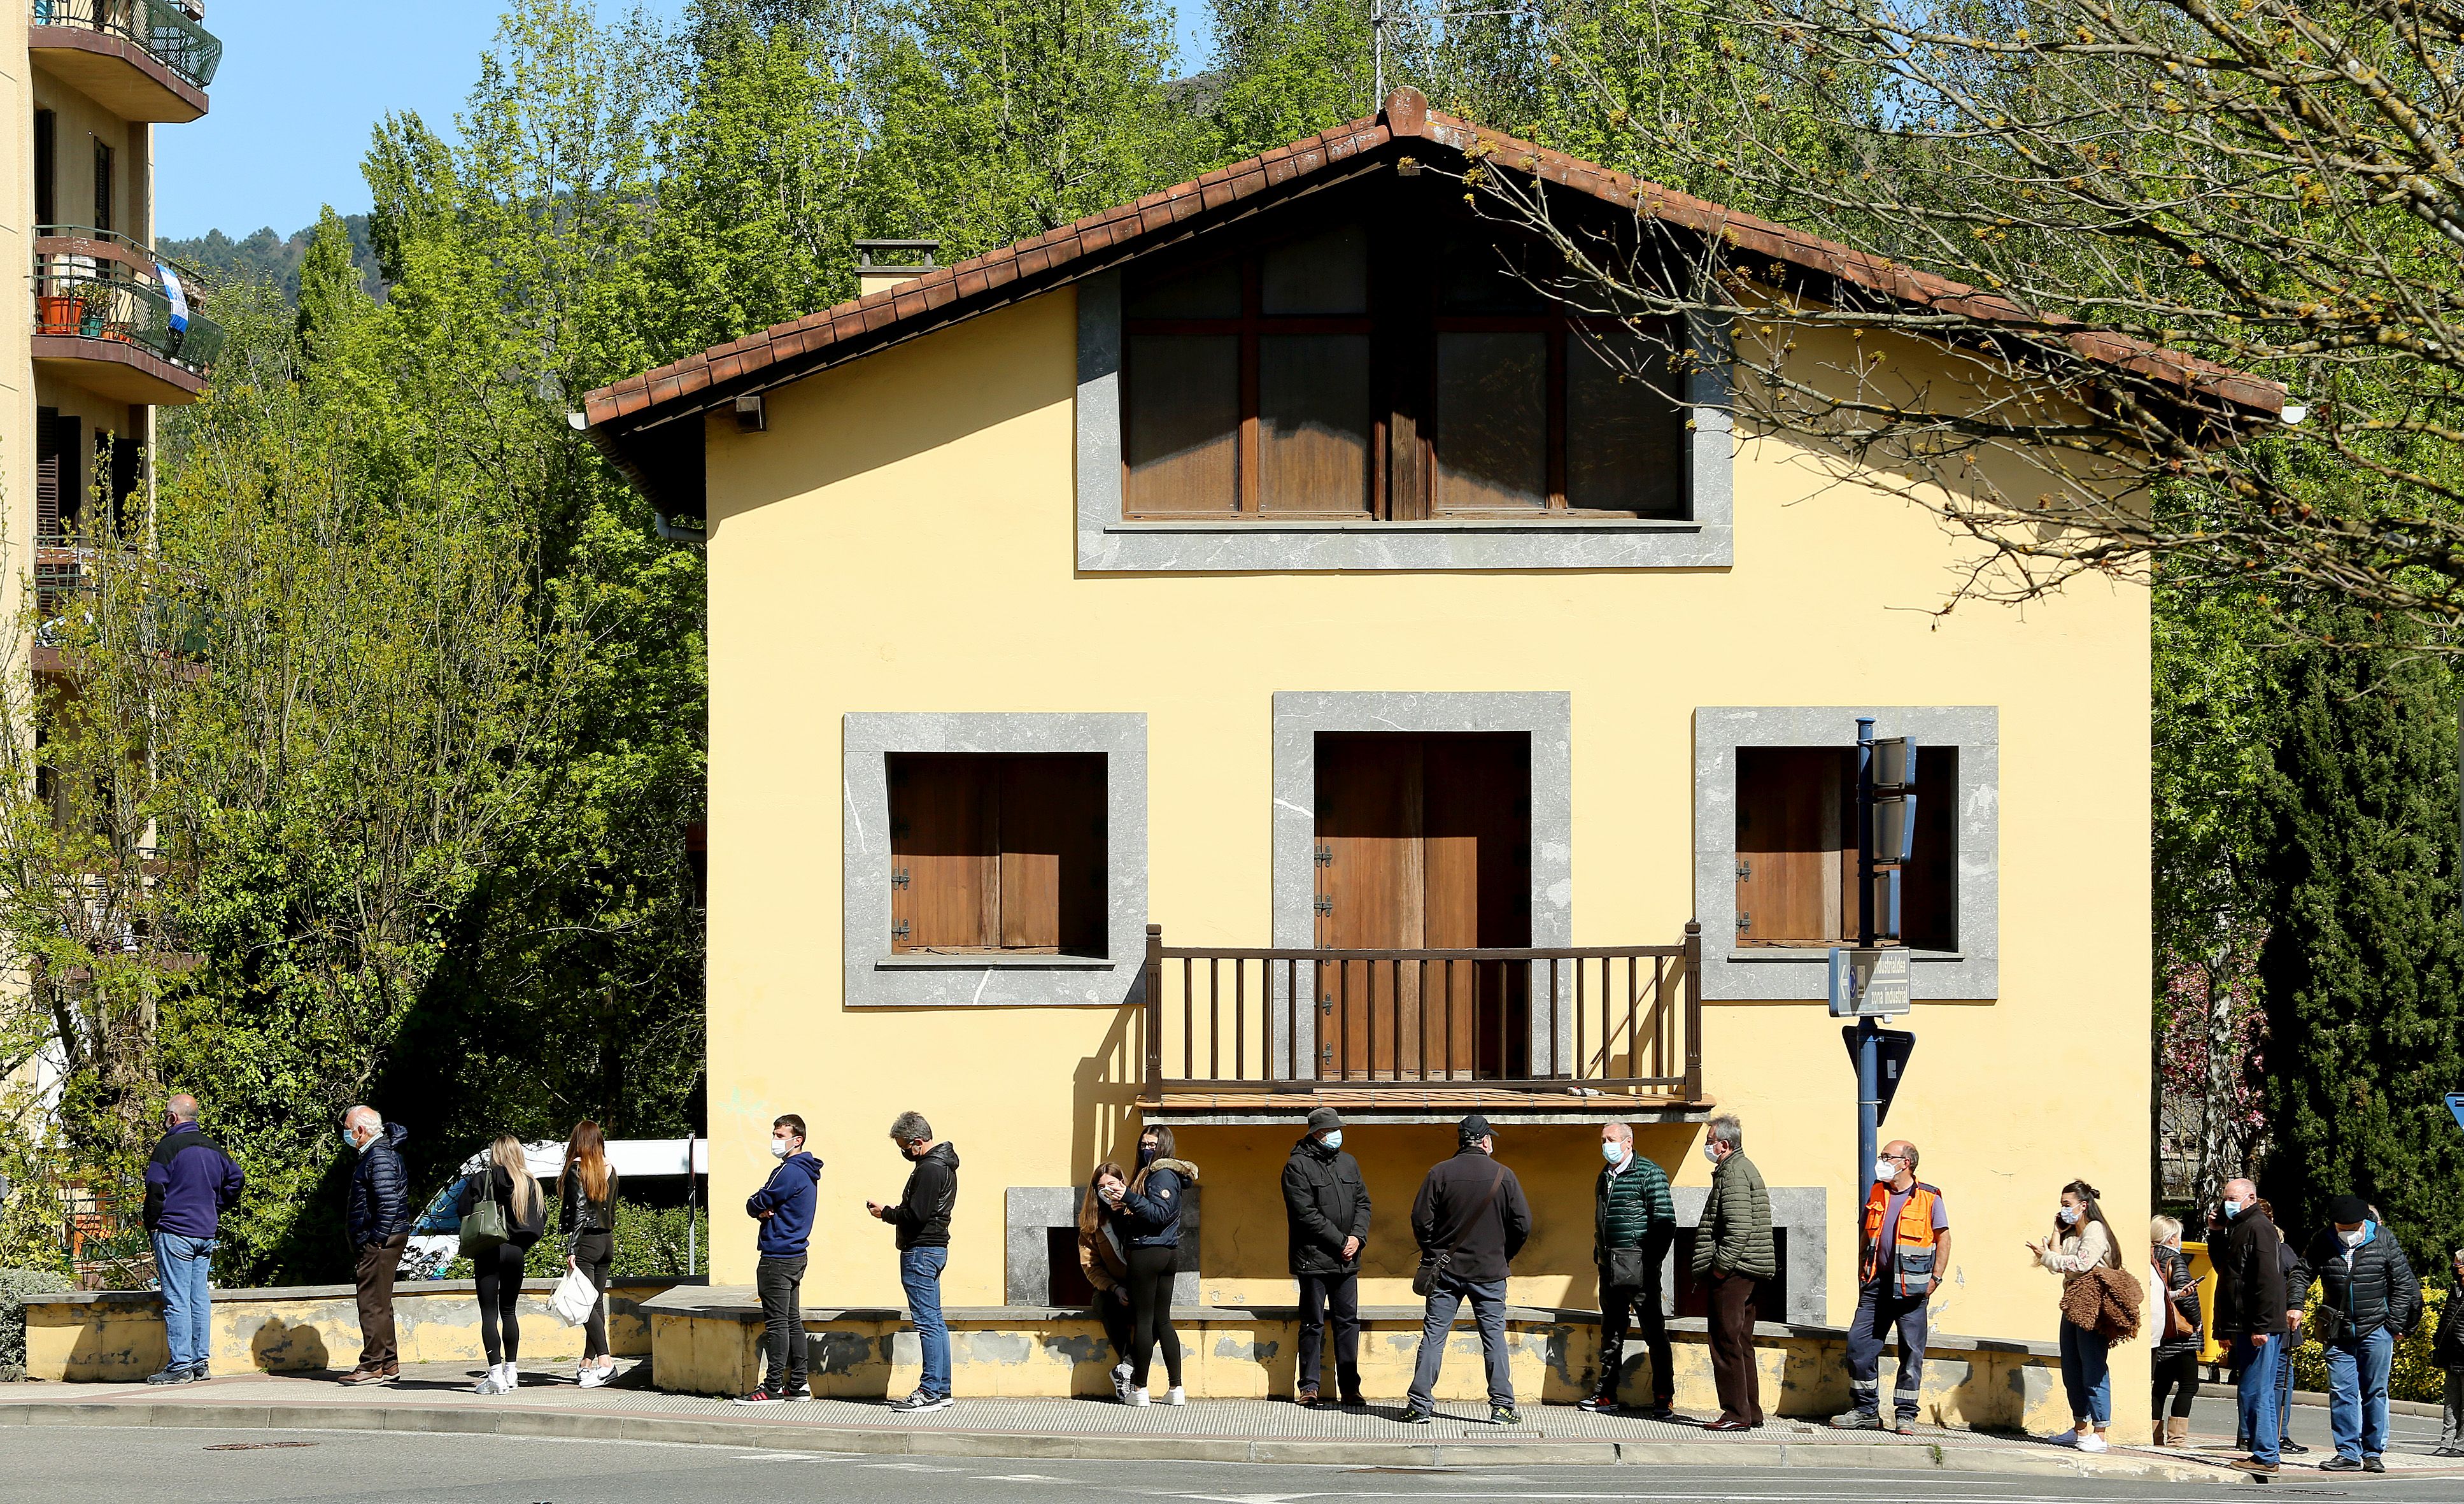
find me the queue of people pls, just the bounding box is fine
[135,1088,2464,1450]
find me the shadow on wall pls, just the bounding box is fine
[1070,1002,1145,1189]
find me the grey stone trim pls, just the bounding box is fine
[1692,707,2000,1002]
[1270,692,1574,1075]
[1075,271,1734,572]
[844,713,1147,1008]
[1671,1184,1827,1325]
[1005,1184,1200,1308]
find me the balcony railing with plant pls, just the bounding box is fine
[33,227,224,378]
[29,0,223,92]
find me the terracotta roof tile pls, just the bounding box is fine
[582,88,2272,430]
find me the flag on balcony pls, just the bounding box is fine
[157,260,188,356]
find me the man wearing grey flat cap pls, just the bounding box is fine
[1283,1106,1371,1406]
[1401,1114,1531,1426]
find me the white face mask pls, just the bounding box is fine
[1321,1130,1342,1151]
[2338,1226,2366,1247]
[1875,1158,1899,1182]
[1702,1143,1722,1166]
[2057,1205,2082,1227]
[1603,1140,1628,1167]
[770,1137,791,1160]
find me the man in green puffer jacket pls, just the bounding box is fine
[1693,1112,1774,1428]
[1583,1121,1678,1417]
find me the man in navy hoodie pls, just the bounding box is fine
[737,1113,822,1405]
[141,1093,242,1384]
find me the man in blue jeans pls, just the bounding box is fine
[2302,1195,2423,1473]
[2213,1179,2290,1476]
[870,1110,959,1414]
[1402,1116,1532,1425]
[140,1093,243,1384]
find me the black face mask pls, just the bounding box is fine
[1139,1142,1159,1166]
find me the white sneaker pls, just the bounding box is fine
[473,1370,504,1395]
[1128,1386,1151,1407]
[1166,1386,1186,1407]
[577,1364,612,1389]
[2077,1435,2109,1454]
[1110,1365,1131,1403]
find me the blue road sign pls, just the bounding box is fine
[2447,1093,2464,1136]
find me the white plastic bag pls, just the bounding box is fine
[549,1266,601,1328]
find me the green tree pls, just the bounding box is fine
[1205,0,1373,160]
[2256,621,2464,1266]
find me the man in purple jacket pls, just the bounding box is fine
[141,1093,243,1384]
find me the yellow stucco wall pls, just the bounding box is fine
[700,288,2154,1437]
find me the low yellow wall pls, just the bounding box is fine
[25,1281,676,1382]
[646,1302,2067,1433]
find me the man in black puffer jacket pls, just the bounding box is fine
[2300,1195,2422,1472]
[1282,1107,1371,1407]
[339,1105,411,1385]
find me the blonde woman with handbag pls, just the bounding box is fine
[558,1121,620,1387]
[457,1135,546,1394]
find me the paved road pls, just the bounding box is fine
[1,1425,2454,1504]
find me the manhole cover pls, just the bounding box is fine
[203,1442,318,1451]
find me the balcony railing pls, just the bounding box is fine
[31,0,222,91]
[1141,923,1704,1102]
[34,229,224,377]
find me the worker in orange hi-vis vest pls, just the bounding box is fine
[1831,1139,1951,1433]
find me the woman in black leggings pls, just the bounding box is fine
[1108,1126,1198,1405]
[2150,1216,2202,1447]
[560,1120,621,1387]
[459,1135,546,1394]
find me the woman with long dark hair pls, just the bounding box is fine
[1077,1160,1133,1400]
[2027,1178,2121,1452]
[558,1121,621,1387]
[1105,1124,1199,1406]
[458,1134,546,1395]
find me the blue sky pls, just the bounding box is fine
[156,1,1215,241]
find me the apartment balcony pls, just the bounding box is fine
[29,0,220,122]
[1136,923,1710,1124]
[32,230,224,404]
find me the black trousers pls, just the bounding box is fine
[1707,1270,1764,1426]
[2152,1349,2200,1419]
[473,1241,527,1365]
[1126,1245,1183,1389]
[1296,1272,1361,1397]
[756,1254,807,1390]
[1599,1274,1673,1404]
[571,1230,614,1361]
[1096,1287,1135,1365]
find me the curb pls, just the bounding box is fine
[0,1400,2250,1482]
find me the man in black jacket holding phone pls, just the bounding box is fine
[1282,1107,1371,1407]
[869,1110,959,1414]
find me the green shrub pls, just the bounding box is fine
[2286,1284,2451,1403]
[0,1267,70,1378]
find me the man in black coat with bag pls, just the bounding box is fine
[1282,1106,1371,1407]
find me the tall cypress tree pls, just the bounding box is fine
[2256,620,2464,1267]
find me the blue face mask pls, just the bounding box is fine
[1322,1130,1342,1151]
[2222,1199,2242,1219]
[1603,1140,1627,1166]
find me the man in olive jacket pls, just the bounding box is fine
[1282,1106,1371,1406]
[1694,1112,1774,1429]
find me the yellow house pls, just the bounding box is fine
[584,90,2274,1437]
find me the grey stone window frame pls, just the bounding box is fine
[1693,706,1999,1002]
[1006,1185,1200,1307]
[1270,691,1576,1074]
[1073,269,1735,572]
[842,712,1147,1009]
[1670,1185,1828,1324]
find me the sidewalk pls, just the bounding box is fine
[13,1358,2456,1482]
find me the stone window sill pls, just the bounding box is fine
[874,953,1115,972]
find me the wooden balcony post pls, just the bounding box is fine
[1682,919,1704,1104]
[1143,923,1164,1089]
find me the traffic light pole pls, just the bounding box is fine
[1853,717,1881,1191]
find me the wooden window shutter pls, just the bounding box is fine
[93,141,112,234]
[997,756,1107,954]
[1734,748,1852,946]
[889,755,997,952]
[34,410,61,544]
[889,753,1108,955]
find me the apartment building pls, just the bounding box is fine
[6,0,222,629]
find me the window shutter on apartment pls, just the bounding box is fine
[1734,746,1957,949]
[34,409,63,544]
[889,753,1107,955]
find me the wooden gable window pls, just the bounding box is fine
[1734,748,1955,951]
[889,753,1107,956]
[1120,181,1687,522]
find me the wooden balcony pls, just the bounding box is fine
[1138,923,1710,1124]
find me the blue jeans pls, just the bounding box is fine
[900,1245,950,1398]
[1408,1271,1513,1410]
[2325,1325,2395,1459]
[150,1231,215,1372]
[2234,1333,2283,1464]
[2058,1319,2111,1426]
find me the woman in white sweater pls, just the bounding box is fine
[2027,1178,2121,1452]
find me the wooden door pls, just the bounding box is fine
[1315,734,1531,1079]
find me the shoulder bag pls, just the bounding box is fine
[458,1173,509,1259]
[1415,1165,1506,1297]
